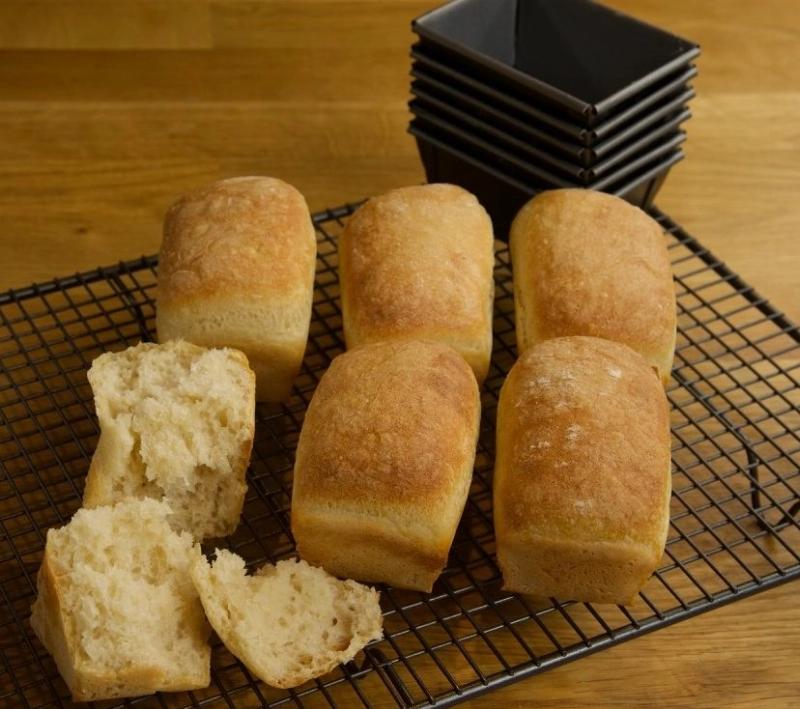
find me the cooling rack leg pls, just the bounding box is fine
[746,445,766,529]
[744,442,800,530]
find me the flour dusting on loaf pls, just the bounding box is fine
[495,336,671,604]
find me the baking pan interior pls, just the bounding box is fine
[413,0,699,119]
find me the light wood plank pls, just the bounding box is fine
[210,0,430,49]
[0,48,411,102]
[0,1,213,50]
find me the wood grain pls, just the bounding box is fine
[0,1,797,707]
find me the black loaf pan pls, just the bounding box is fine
[412,45,697,147]
[410,120,684,238]
[410,107,687,191]
[410,91,691,182]
[412,0,699,125]
[410,64,695,166]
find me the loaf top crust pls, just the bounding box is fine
[496,336,671,556]
[510,189,676,374]
[158,176,316,305]
[339,183,494,339]
[293,339,480,527]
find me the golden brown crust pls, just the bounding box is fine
[339,184,494,382]
[291,339,481,591]
[294,340,478,507]
[156,176,316,402]
[499,535,659,605]
[30,554,79,697]
[510,189,676,384]
[494,336,671,603]
[293,509,448,593]
[158,176,316,304]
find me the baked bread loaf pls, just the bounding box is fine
[494,336,671,604]
[30,499,210,702]
[510,189,676,385]
[82,340,255,539]
[292,339,480,591]
[338,184,494,382]
[191,551,382,689]
[157,176,316,401]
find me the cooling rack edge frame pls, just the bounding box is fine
[0,202,798,709]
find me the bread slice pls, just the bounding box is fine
[191,551,383,688]
[30,499,211,702]
[82,340,256,539]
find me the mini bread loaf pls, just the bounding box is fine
[82,340,255,539]
[191,551,383,688]
[291,339,481,592]
[494,336,671,604]
[30,499,210,702]
[338,184,495,382]
[510,189,676,385]
[157,176,316,401]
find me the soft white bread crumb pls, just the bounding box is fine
[30,499,211,702]
[82,340,256,539]
[191,551,383,688]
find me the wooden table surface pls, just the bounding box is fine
[1,1,798,707]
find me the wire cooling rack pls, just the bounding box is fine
[0,203,798,708]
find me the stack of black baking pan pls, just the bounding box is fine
[409,0,700,236]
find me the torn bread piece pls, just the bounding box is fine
[83,340,256,539]
[191,550,383,688]
[30,499,210,702]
